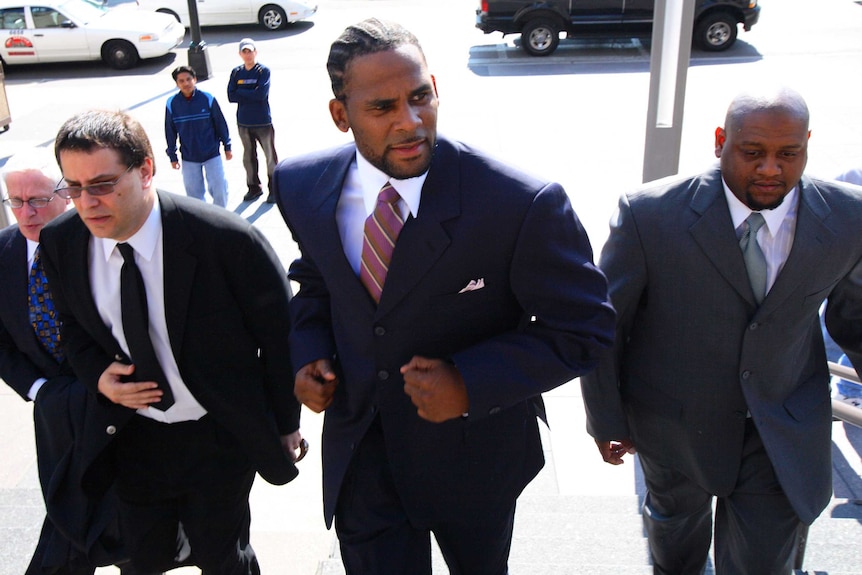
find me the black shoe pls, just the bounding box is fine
[265,193,276,204]
[243,188,263,202]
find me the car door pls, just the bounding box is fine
[193,0,251,25]
[0,6,38,64]
[26,5,90,62]
[621,0,653,23]
[570,0,623,26]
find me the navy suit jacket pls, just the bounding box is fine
[582,168,862,525]
[274,136,615,526]
[39,191,301,489]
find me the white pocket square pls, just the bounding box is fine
[458,278,485,294]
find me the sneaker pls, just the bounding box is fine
[243,188,263,202]
[265,193,276,204]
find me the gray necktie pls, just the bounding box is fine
[740,212,767,304]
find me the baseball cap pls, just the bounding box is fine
[239,38,256,52]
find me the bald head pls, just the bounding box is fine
[724,87,809,135]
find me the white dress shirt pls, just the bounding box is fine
[723,180,799,296]
[336,151,427,275]
[89,197,206,423]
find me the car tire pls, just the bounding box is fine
[258,4,286,30]
[520,18,560,57]
[102,40,139,69]
[694,11,738,52]
[156,8,181,23]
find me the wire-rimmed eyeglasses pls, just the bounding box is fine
[2,195,57,209]
[54,164,135,199]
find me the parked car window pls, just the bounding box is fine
[0,6,25,28]
[31,6,62,27]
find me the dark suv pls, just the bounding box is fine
[476,0,761,56]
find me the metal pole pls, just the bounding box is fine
[642,0,696,183]
[186,0,211,80]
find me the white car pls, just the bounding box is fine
[135,0,317,31]
[0,0,185,69]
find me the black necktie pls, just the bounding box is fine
[118,242,174,410]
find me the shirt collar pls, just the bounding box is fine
[26,238,39,264]
[96,195,162,262]
[355,150,426,219]
[722,178,798,237]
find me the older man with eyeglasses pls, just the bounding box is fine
[0,148,155,575]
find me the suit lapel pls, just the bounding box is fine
[307,147,378,310]
[158,191,196,360]
[688,170,756,305]
[758,177,837,313]
[376,140,460,317]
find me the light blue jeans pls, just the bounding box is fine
[181,155,228,207]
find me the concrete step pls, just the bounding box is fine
[0,488,44,575]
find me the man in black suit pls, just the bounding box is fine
[39,109,305,573]
[273,19,615,575]
[0,148,143,574]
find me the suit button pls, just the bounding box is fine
[374,326,386,336]
[741,370,751,380]
[489,407,501,415]
[749,322,759,330]
[106,425,117,435]
[114,354,123,361]
[377,370,389,381]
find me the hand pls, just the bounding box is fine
[596,438,637,465]
[294,359,338,412]
[97,362,164,410]
[171,161,180,170]
[280,430,309,463]
[225,150,233,161]
[401,356,469,423]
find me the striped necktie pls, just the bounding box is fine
[359,182,404,304]
[28,246,63,363]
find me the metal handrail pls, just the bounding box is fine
[828,361,862,428]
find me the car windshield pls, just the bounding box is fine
[56,0,106,24]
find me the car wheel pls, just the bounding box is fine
[521,18,560,57]
[102,40,139,70]
[694,11,738,51]
[156,8,181,22]
[259,4,286,30]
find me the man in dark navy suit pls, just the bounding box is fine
[274,18,615,575]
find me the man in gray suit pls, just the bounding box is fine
[581,86,862,574]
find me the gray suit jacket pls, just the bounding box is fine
[581,167,862,525]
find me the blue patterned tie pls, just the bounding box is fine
[28,246,63,363]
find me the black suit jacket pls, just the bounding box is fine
[39,190,300,488]
[0,224,127,569]
[275,137,615,526]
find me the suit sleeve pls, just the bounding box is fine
[824,253,862,374]
[0,316,44,400]
[230,223,301,434]
[452,183,616,420]
[580,193,647,441]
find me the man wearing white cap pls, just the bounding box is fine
[228,37,279,204]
